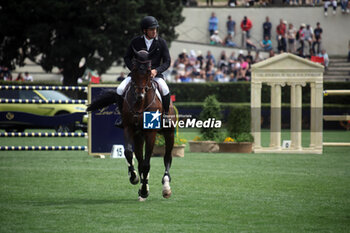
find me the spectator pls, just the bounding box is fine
[205,59,216,82]
[296,24,306,55]
[245,51,254,64]
[238,57,250,81]
[214,69,228,82]
[340,0,350,13]
[205,50,216,65]
[16,73,24,81]
[246,35,257,50]
[287,23,297,53]
[228,51,237,74]
[312,22,323,55]
[197,51,204,69]
[312,0,320,6]
[318,49,329,68]
[210,30,224,45]
[302,24,313,55]
[218,50,228,70]
[229,72,237,82]
[262,16,272,40]
[254,51,263,63]
[208,12,218,36]
[224,34,237,47]
[240,16,253,38]
[228,0,237,7]
[0,66,11,81]
[269,49,275,58]
[226,15,236,37]
[260,35,273,51]
[116,72,126,82]
[24,72,33,82]
[276,19,287,53]
[324,0,337,16]
[207,0,213,6]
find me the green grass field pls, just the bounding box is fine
[0,130,349,233]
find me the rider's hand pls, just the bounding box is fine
[151,69,157,78]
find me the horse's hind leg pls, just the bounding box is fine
[124,128,139,185]
[162,130,174,198]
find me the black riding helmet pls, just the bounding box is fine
[141,16,159,31]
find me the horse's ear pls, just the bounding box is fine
[132,46,139,59]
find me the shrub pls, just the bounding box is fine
[227,106,253,142]
[199,95,222,141]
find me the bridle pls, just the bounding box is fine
[131,58,152,93]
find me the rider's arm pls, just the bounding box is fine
[124,41,135,71]
[155,39,171,75]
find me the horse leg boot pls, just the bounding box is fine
[162,134,173,199]
[125,147,139,185]
[161,93,171,124]
[114,94,124,128]
[138,162,150,200]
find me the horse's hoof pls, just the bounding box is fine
[162,189,172,199]
[129,170,139,185]
[138,188,149,199]
[162,175,171,198]
[138,196,147,202]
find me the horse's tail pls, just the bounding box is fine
[87,91,118,112]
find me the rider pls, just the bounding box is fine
[115,15,171,127]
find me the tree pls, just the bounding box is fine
[0,0,184,85]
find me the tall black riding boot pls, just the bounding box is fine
[114,94,124,128]
[162,93,171,124]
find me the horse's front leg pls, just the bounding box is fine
[162,129,174,198]
[124,127,139,185]
[137,130,157,200]
[133,133,148,200]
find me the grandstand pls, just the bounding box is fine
[7,6,350,82]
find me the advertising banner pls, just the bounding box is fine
[88,84,124,155]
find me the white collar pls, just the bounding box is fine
[144,36,154,51]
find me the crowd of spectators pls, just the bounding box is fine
[183,0,350,9]
[208,12,329,63]
[0,67,34,82]
[171,49,266,83]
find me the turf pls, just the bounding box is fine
[0,130,349,233]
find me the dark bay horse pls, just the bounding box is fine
[124,49,176,201]
[87,49,175,201]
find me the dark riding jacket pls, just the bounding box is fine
[124,35,171,79]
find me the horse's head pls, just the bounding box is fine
[131,48,154,101]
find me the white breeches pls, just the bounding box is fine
[116,76,169,96]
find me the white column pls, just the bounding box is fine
[290,83,304,150]
[269,83,282,149]
[314,82,323,151]
[310,82,316,148]
[251,81,262,150]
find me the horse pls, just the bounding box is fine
[87,49,175,201]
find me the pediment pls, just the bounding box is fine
[252,53,324,71]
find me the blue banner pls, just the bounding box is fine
[88,85,124,155]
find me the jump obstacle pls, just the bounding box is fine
[0,85,87,151]
[323,90,350,147]
[251,53,324,154]
[251,53,350,153]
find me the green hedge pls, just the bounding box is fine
[169,82,350,104]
